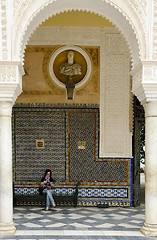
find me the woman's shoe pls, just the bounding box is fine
[45,206,49,211]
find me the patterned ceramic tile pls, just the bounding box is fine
[12,104,133,206]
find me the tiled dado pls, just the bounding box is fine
[14,186,128,197]
[12,103,133,206]
[14,186,130,206]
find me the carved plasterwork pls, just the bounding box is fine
[11,0,144,66]
[105,34,129,55]
[100,54,132,157]
[153,2,157,59]
[126,0,147,27]
[0,0,8,60]
[0,62,23,102]
[131,61,157,104]
[0,62,23,83]
[0,65,16,83]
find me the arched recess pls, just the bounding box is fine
[11,0,145,207]
[12,0,145,67]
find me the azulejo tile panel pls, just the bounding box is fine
[78,188,128,198]
[12,103,133,206]
[13,108,66,182]
[68,111,128,183]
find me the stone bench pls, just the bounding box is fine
[13,182,80,207]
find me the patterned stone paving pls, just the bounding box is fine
[1,204,157,240]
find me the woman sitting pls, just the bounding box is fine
[40,169,56,211]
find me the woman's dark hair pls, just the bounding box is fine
[44,169,52,178]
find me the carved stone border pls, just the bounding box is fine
[12,0,143,66]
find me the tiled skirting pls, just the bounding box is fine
[14,186,130,206]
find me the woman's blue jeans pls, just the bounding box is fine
[43,189,55,207]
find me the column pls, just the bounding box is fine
[0,102,16,235]
[0,61,23,236]
[131,61,157,236]
[141,101,157,236]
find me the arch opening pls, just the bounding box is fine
[12,0,142,209]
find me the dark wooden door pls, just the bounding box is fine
[132,97,145,207]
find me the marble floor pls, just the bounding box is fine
[2,175,156,240]
[1,203,157,240]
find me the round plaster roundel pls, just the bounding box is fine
[49,46,92,89]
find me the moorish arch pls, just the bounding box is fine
[3,0,157,238]
[11,0,144,158]
[12,0,145,66]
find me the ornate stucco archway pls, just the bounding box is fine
[11,0,145,160]
[4,0,157,237]
[12,0,145,66]
[11,0,145,158]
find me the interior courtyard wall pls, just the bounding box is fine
[11,25,133,206]
[17,26,132,158]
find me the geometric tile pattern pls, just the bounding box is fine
[68,111,129,182]
[13,109,66,182]
[14,186,128,198]
[79,188,128,198]
[12,104,133,206]
[2,204,156,240]
[12,204,145,231]
[14,187,39,195]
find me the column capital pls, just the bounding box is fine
[0,61,24,103]
[130,60,157,104]
[0,102,13,117]
[143,101,157,117]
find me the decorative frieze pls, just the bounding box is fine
[0,61,23,102]
[0,65,16,83]
[153,2,157,59]
[128,0,147,26]
[131,61,157,103]
[11,0,141,65]
[0,0,8,60]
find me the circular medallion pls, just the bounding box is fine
[49,46,91,89]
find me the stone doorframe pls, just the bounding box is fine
[1,0,157,237]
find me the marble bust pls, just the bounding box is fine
[59,51,82,99]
